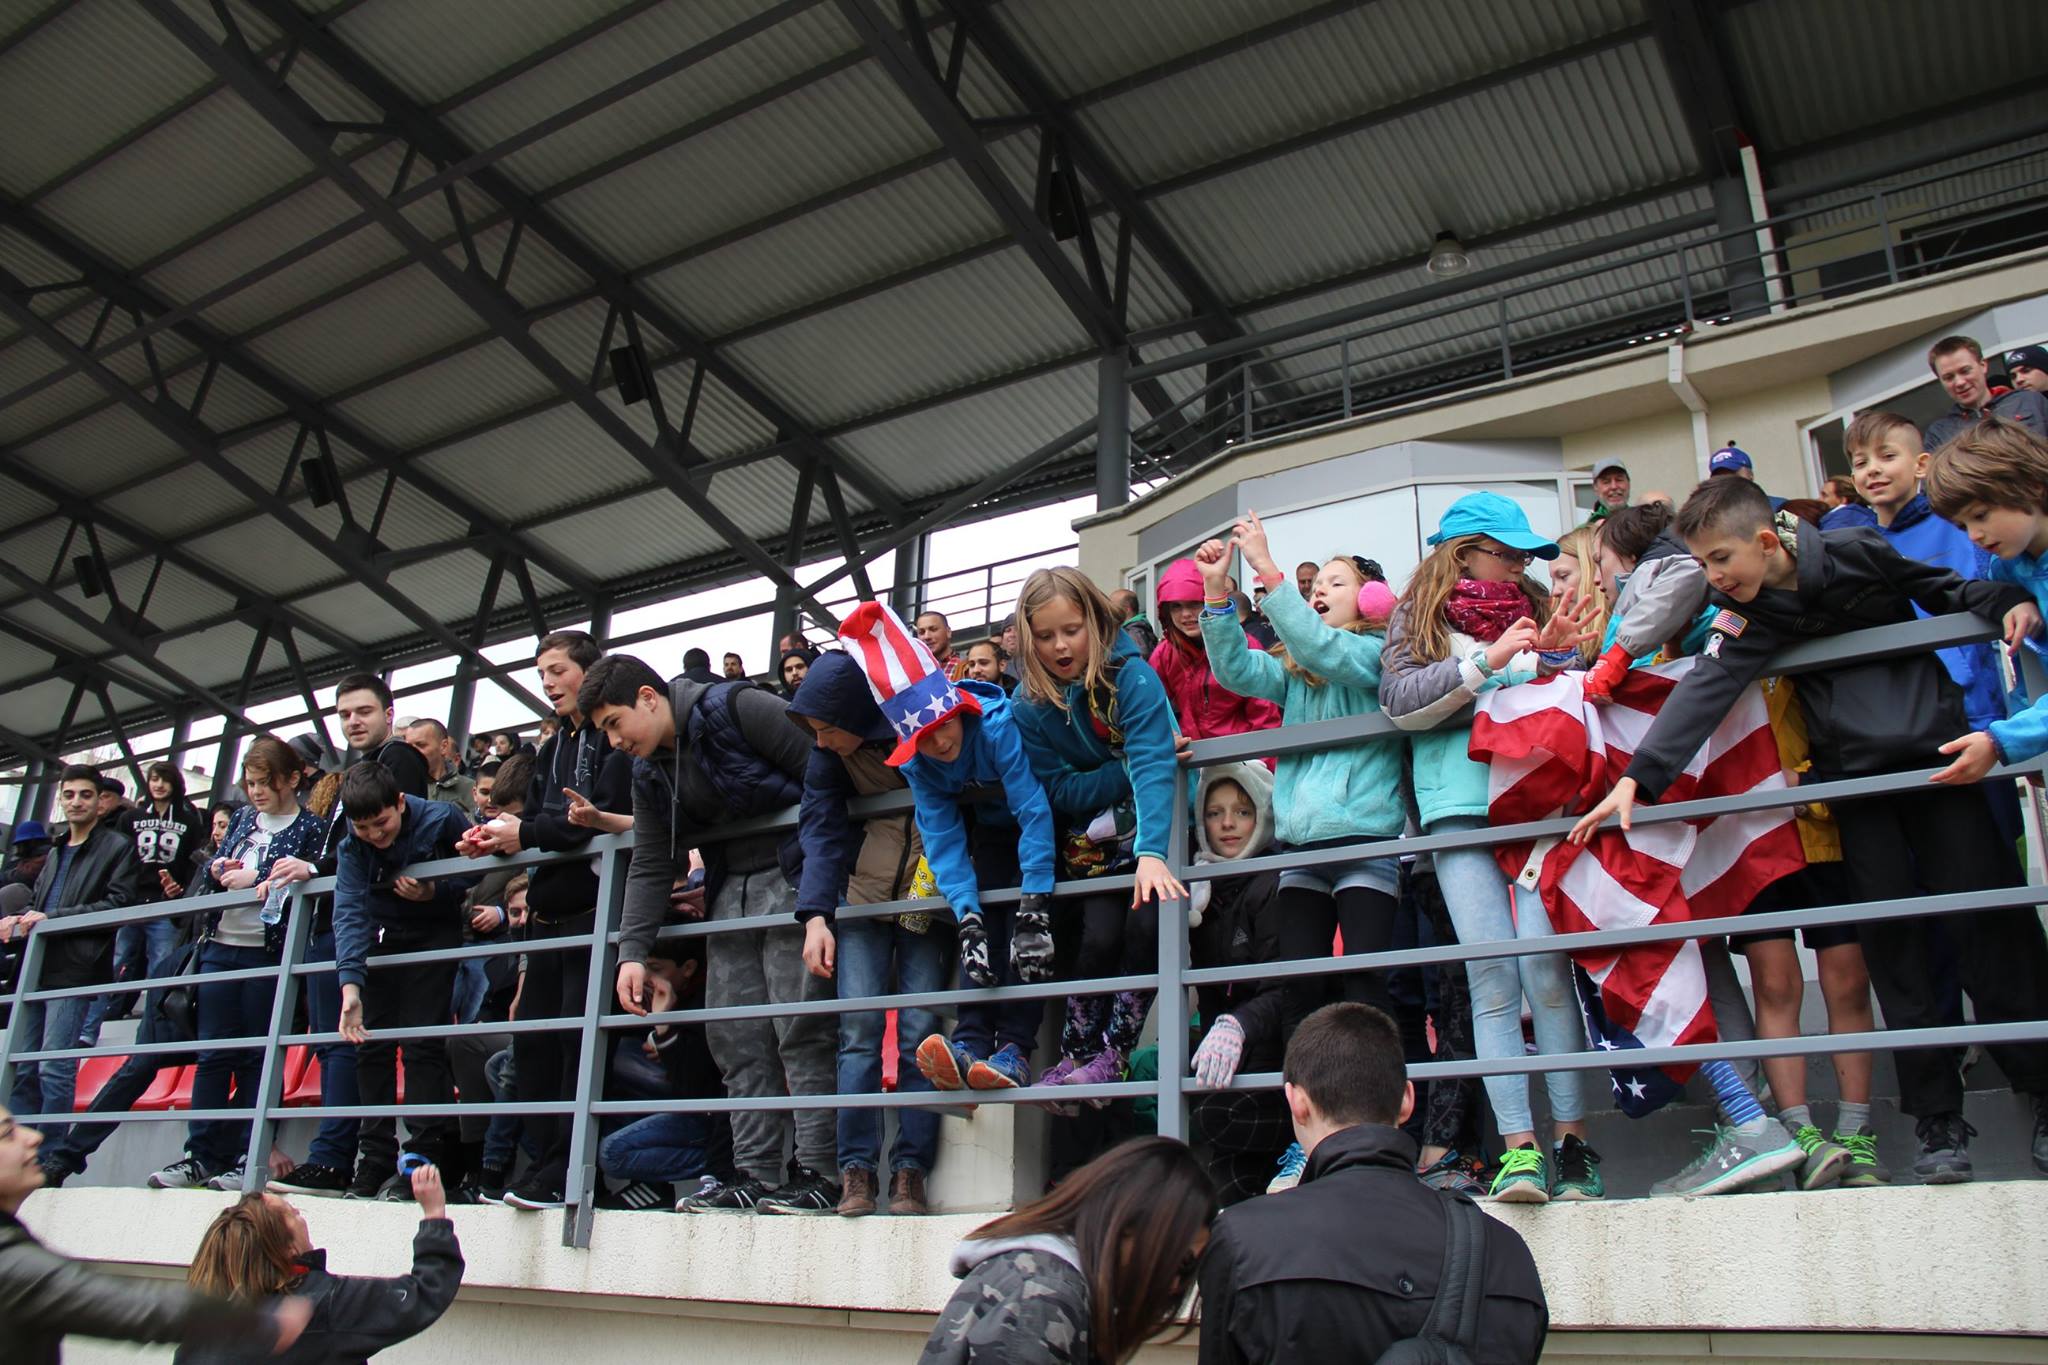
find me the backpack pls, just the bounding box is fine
[1374,1193,1490,1365]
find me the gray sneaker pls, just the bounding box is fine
[147,1154,214,1190]
[1650,1119,1804,1198]
[205,1157,249,1192]
[1911,1112,1975,1185]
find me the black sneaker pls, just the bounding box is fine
[271,1162,350,1198]
[1912,1111,1976,1184]
[597,1181,673,1212]
[345,1166,389,1200]
[37,1155,77,1189]
[503,1179,566,1211]
[477,1165,509,1204]
[375,1172,416,1203]
[676,1175,773,1213]
[756,1166,843,1216]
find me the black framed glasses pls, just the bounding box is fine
[1471,544,1534,570]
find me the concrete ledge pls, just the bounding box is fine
[22,1178,2048,1340]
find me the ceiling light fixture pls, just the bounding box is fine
[1426,231,1471,278]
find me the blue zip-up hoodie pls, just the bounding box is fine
[1987,548,2048,763]
[786,651,916,923]
[1883,493,2005,732]
[900,679,1055,920]
[1011,632,1179,862]
[332,796,479,989]
[1204,580,1408,844]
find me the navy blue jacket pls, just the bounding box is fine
[787,652,916,923]
[332,797,479,989]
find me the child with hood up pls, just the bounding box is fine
[1150,557,1283,745]
[1181,760,1295,1205]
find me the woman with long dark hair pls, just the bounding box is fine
[176,1165,462,1364]
[921,1137,1216,1365]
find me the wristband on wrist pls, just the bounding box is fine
[1537,647,1581,666]
[1465,647,1495,679]
[1203,595,1232,608]
[1204,603,1236,617]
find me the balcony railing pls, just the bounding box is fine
[5,610,2047,1247]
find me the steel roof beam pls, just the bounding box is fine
[0,202,602,603]
[145,0,848,629]
[0,460,368,664]
[237,0,905,528]
[0,266,554,718]
[1647,0,1748,179]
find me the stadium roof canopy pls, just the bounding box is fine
[2,0,2044,770]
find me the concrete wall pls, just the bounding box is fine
[1079,246,2048,588]
[24,1181,2048,1362]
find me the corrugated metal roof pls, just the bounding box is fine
[1721,0,2048,155]
[0,0,2027,755]
[724,246,1091,426]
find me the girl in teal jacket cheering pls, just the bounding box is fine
[1196,514,1408,1031]
[1012,567,1186,1106]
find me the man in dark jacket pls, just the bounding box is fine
[461,631,634,1211]
[0,1104,305,1363]
[331,765,478,1199]
[1198,1003,1547,1364]
[3,766,143,1140]
[582,653,838,1214]
[782,651,937,1217]
[1924,335,2048,450]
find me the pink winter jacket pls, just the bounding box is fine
[1151,555,1284,743]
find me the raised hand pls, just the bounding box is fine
[1484,618,1540,673]
[1233,511,1277,578]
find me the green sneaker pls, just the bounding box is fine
[1791,1123,1852,1190]
[1549,1133,1605,1201]
[1835,1128,1891,1187]
[1489,1143,1549,1204]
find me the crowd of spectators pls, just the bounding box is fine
[9,331,2048,1364]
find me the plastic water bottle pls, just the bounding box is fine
[260,881,288,926]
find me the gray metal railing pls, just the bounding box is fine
[5,610,2048,1247]
[1124,144,2048,471]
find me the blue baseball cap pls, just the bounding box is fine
[1709,443,1754,474]
[1426,491,1559,559]
[10,819,48,846]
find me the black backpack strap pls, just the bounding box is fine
[1419,1193,1490,1351]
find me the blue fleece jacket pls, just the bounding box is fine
[332,796,479,988]
[1011,632,1179,862]
[900,679,1055,919]
[1201,579,1407,844]
[1987,549,2048,763]
[787,651,904,922]
[1883,493,2005,732]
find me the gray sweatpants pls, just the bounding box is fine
[706,867,837,1182]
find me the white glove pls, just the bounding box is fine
[1190,1014,1246,1089]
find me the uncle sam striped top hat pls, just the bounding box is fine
[838,600,983,767]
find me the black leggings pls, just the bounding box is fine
[1062,890,1158,1058]
[1276,884,1399,1039]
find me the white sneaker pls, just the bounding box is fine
[206,1157,249,1192]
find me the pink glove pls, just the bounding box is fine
[1190,1014,1246,1089]
[1581,642,1634,706]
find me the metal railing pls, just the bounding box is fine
[1125,144,2048,469]
[5,610,2048,1248]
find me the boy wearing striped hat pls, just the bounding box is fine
[838,601,1058,1093]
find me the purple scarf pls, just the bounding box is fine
[1443,579,1530,642]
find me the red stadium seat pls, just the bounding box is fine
[71,1055,125,1111]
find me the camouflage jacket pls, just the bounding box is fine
[920,1235,1092,1364]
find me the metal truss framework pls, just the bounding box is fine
[0,0,2004,773]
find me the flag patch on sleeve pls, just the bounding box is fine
[1709,608,1748,638]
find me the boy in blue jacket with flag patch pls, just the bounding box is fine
[838,602,1057,1094]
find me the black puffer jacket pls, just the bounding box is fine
[0,1210,272,1365]
[1197,1125,1547,1365]
[175,1218,463,1365]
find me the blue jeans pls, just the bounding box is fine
[303,929,360,1171]
[189,942,277,1171]
[451,959,488,1025]
[836,916,948,1175]
[598,1112,710,1185]
[1430,817,1585,1135]
[482,1046,529,1173]
[80,916,183,1044]
[7,993,91,1142]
